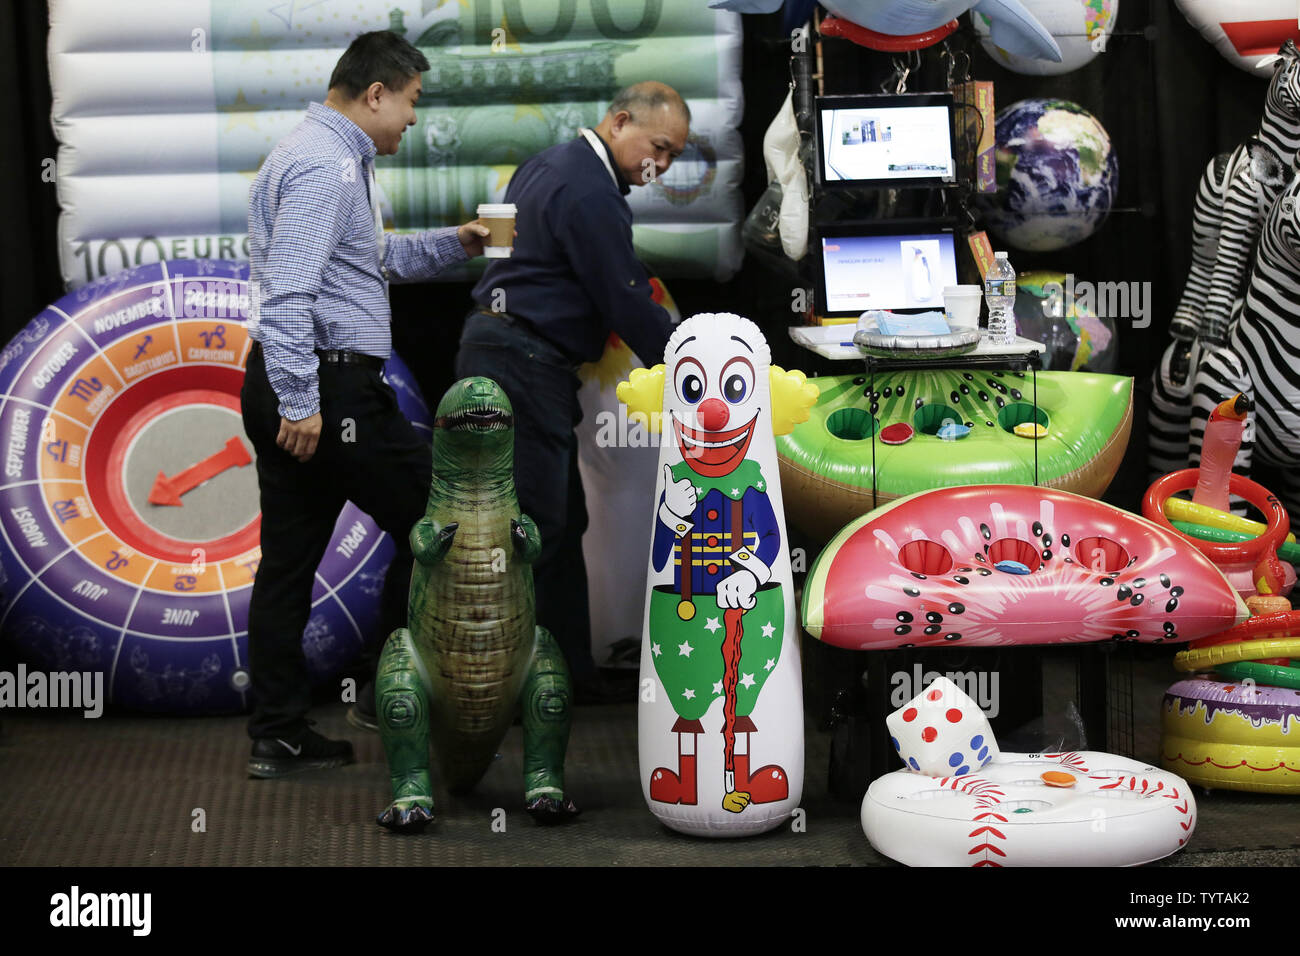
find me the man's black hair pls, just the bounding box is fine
[328,31,430,99]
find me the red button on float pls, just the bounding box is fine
[880,423,914,445]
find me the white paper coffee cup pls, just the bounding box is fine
[942,285,982,331]
[477,203,517,258]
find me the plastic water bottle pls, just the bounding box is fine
[984,251,1017,346]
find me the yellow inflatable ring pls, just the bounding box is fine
[1173,637,1300,672]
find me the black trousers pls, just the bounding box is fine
[240,346,431,738]
[455,309,596,681]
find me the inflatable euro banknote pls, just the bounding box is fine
[617,313,818,837]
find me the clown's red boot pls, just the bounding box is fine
[731,716,788,804]
[649,717,702,805]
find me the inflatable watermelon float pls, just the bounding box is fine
[777,369,1132,540]
[802,485,1248,650]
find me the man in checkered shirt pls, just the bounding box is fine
[242,31,491,778]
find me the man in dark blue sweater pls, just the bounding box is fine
[455,82,689,702]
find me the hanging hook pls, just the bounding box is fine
[882,55,908,93]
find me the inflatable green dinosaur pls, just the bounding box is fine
[376,377,579,831]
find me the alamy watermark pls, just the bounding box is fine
[50,886,151,936]
[0,664,104,718]
[890,665,1000,718]
[148,272,251,322]
[1041,274,1151,330]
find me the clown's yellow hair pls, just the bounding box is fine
[616,365,818,436]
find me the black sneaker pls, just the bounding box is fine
[346,678,378,733]
[572,671,634,706]
[248,721,355,778]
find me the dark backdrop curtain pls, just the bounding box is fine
[3,0,1277,509]
[1,0,62,340]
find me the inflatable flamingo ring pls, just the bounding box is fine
[1143,394,1296,600]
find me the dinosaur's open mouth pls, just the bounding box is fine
[435,405,513,432]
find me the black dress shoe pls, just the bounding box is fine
[346,678,378,732]
[248,721,355,778]
[572,672,633,706]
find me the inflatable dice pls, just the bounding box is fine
[887,677,999,777]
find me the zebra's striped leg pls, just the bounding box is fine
[1147,337,1203,481]
[1189,345,1255,515]
[1266,467,1300,524]
[1247,404,1300,522]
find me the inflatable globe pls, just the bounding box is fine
[1013,270,1119,372]
[975,99,1118,252]
[974,0,1119,76]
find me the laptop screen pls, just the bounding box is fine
[817,224,960,318]
[817,93,956,189]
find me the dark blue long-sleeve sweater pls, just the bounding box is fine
[470,132,674,368]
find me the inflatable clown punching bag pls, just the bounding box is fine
[617,313,818,837]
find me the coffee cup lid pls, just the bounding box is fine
[477,203,517,217]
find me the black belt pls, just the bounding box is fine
[249,341,385,371]
[315,349,385,370]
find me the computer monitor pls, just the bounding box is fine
[816,93,957,189]
[814,220,961,320]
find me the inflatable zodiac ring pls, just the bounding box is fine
[0,260,429,713]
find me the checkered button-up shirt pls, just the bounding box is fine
[248,101,466,420]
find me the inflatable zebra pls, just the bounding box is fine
[1147,149,1232,478]
[1149,40,1300,486]
[1218,167,1300,517]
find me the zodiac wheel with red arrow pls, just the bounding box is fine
[0,260,432,714]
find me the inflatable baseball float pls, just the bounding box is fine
[0,260,428,713]
[617,312,818,836]
[862,677,1197,866]
[802,484,1248,650]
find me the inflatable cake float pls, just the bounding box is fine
[862,677,1197,866]
[1161,678,1300,794]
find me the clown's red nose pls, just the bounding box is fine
[698,397,729,431]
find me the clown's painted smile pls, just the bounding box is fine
[673,409,759,476]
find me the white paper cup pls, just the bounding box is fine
[477,203,517,258]
[942,285,982,331]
